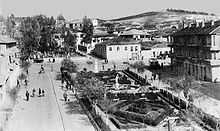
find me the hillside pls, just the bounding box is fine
[108,9,220,29]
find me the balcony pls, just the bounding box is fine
[210,46,220,51]
[210,60,220,66]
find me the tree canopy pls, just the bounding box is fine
[82,16,94,43]
[19,15,57,59]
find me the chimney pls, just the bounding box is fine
[211,21,215,26]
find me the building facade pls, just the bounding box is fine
[170,22,220,82]
[93,41,141,62]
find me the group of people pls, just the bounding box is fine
[25,88,45,101]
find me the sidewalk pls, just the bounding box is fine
[48,63,95,131]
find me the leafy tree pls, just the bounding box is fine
[102,22,115,34]
[74,71,105,100]
[34,15,56,53]
[57,14,65,21]
[20,17,41,61]
[82,16,94,43]
[6,14,16,37]
[64,30,76,52]
[61,58,77,73]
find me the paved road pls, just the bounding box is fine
[5,62,94,131]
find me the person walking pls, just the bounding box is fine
[17,79,20,87]
[32,88,36,97]
[63,91,68,102]
[26,90,29,101]
[26,69,29,75]
[24,79,28,86]
[42,89,45,96]
[38,88,41,97]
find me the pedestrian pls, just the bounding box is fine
[53,58,55,63]
[24,79,28,86]
[63,91,67,101]
[32,88,36,97]
[26,69,29,75]
[17,79,20,87]
[113,64,116,70]
[26,90,29,101]
[102,65,105,70]
[42,89,45,96]
[38,88,41,97]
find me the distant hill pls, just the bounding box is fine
[108,9,220,29]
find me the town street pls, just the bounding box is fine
[5,60,95,131]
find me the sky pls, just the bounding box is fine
[1,0,220,20]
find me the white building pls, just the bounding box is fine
[0,36,17,86]
[93,40,141,62]
[53,33,64,47]
[141,43,171,65]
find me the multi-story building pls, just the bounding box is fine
[170,21,220,82]
[93,40,141,62]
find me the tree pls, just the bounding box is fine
[6,14,16,37]
[61,58,77,73]
[20,17,41,61]
[64,30,76,52]
[74,71,105,100]
[82,16,94,43]
[57,14,65,21]
[34,15,56,53]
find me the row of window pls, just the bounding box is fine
[109,46,139,52]
[173,35,211,46]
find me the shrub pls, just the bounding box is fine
[20,60,31,70]
[61,58,77,73]
[18,72,27,80]
[130,61,146,70]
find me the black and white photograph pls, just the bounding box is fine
[0,0,220,130]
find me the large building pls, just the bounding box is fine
[93,40,141,62]
[0,35,17,86]
[170,21,220,82]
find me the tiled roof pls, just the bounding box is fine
[121,29,150,36]
[99,40,140,46]
[0,35,16,44]
[93,30,116,37]
[172,25,220,36]
[152,42,169,48]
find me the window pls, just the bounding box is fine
[124,46,127,51]
[109,47,112,51]
[213,35,216,46]
[214,52,216,60]
[117,46,120,51]
[135,46,138,51]
[131,46,133,51]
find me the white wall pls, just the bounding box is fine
[212,35,220,49]
[212,66,220,82]
[106,44,141,62]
